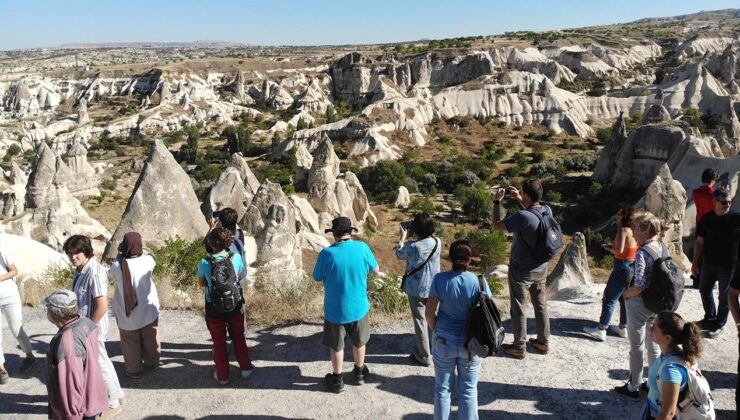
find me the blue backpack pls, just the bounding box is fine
[525,205,563,264]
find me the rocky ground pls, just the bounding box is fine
[1,287,736,419]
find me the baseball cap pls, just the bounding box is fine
[42,289,78,309]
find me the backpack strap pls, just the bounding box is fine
[640,243,661,262]
[656,355,689,409]
[401,237,439,290]
[522,206,546,253]
[477,275,486,293]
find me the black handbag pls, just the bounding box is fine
[400,237,439,291]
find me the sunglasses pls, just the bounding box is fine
[718,200,731,205]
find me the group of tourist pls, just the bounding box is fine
[0,173,737,419]
[575,167,739,419]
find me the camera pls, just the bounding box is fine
[400,220,415,236]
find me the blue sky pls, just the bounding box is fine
[0,1,737,50]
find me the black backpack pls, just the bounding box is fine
[466,275,505,358]
[206,252,242,317]
[525,205,564,264]
[640,243,685,314]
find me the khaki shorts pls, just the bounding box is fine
[322,313,370,351]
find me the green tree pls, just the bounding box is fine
[271,132,282,152]
[325,106,337,123]
[457,185,493,224]
[183,126,200,163]
[357,160,416,203]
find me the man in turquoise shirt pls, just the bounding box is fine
[313,217,379,393]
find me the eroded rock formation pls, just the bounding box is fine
[546,232,593,300]
[643,165,691,272]
[240,180,305,289]
[307,137,378,231]
[104,140,208,259]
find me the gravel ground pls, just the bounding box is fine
[1,288,736,419]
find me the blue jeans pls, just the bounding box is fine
[699,260,735,329]
[432,331,481,420]
[598,258,633,327]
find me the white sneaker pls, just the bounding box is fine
[241,367,256,380]
[608,325,627,338]
[583,326,606,341]
[213,371,229,385]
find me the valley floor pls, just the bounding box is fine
[1,288,736,419]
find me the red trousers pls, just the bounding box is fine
[205,310,254,380]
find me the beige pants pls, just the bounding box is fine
[118,318,160,375]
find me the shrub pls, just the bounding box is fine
[357,160,417,203]
[247,276,323,325]
[593,254,614,270]
[420,173,437,195]
[457,185,493,224]
[437,133,454,143]
[325,106,337,123]
[150,236,206,290]
[408,197,439,216]
[684,108,705,132]
[587,181,603,199]
[513,151,529,170]
[42,263,75,288]
[532,151,546,163]
[504,166,522,178]
[101,177,117,191]
[6,144,21,157]
[369,274,407,315]
[543,190,562,203]
[596,127,613,144]
[455,230,508,273]
[583,228,607,249]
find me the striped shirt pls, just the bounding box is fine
[72,258,109,339]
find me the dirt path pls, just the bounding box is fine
[1,289,736,419]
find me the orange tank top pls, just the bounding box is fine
[613,237,637,261]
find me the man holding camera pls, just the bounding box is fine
[491,180,552,359]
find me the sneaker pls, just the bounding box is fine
[698,319,717,331]
[639,381,649,394]
[608,325,627,338]
[352,364,369,385]
[20,354,35,373]
[408,354,430,367]
[213,371,229,385]
[614,383,640,400]
[527,338,549,355]
[0,370,9,384]
[705,328,723,339]
[583,326,606,341]
[241,367,256,380]
[501,343,526,359]
[324,373,344,393]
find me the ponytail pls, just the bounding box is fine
[655,312,703,366]
[680,321,703,366]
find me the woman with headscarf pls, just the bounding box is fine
[109,232,160,378]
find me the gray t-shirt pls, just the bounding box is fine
[503,205,551,272]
